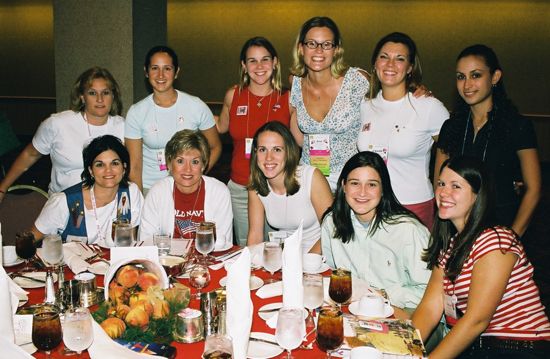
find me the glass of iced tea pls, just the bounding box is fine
[316,307,344,358]
[15,230,36,272]
[32,304,62,358]
[328,268,352,307]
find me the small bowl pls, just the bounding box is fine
[159,255,186,277]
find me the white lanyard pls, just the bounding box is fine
[89,185,118,244]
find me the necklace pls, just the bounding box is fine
[173,179,202,239]
[246,88,273,137]
[89,185,118,244]
[461,111,493,161]
[304,76,334,110]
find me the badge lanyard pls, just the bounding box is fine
[89,185,118,244]
[461,111,493,161]
[153,95,183,171]
[245,89,275,159]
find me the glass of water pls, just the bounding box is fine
[276,307,305,359]
[42,234,64,268]
[154,234,171,256]
[263,242,282,283]
[303,273,324,328]
[114,222,134,247]
[62,307,93,356]
[195,228,215,263]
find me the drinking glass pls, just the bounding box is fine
[316,307,344,358]
[303,273,324,328]
[189,264,211,299]
[275,307,305,359]
[202,333,233,358]
[15,230,36,272]
[328,268,352,308]
[263,242,282,283]
[62,307,93,356]
[32,304,62,358]
[195,227,215,263]
[41,234,64,267]
[154,234,172,256]
[114,222,135,247]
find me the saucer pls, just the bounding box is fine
[88,261,110,275]
[258,302,309,321]
[247,332,284,359]
[349,300,394,318]
[3,258,24,267]
[303,262,330,274]
[219,275,264,290]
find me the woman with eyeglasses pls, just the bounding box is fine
[0,67,125,199]
[434,45,540,236]
[125,45,222,195]
[290,17,428,192]
[217,37,291,246]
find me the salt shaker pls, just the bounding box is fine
[44,271,56,304]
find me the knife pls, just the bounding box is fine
[214,248,243,261]
[248,336,281,347]
[13,274,46,284]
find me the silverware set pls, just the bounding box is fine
[77,242,109,264]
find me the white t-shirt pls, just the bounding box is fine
[124,90,215,189]
[34,182,143,247]
[32,110,125,194]
[358,93,449,204]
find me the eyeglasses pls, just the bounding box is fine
[302,40,336,50]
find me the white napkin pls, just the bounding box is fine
[62,242,92,274]
[0,266,29,345]
[282,222,304,308]
[255,280,283,299]
[226,247,253,359]
[0,336,33,359]
[88,320,161,358]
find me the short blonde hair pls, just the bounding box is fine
[70,67,122,116]
[165,130,210,172]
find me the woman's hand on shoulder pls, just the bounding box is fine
[412,84,433,98]
[217,85,237,134]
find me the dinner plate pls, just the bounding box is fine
[258,302,309,321]
[20,342,37,355]
[247,332,284,359]
[219,275,264,290]
[3,258,24,267]
[12,272,58,289]
[88,261,110,275]
[303,262,331,274]
[348,301,394,319]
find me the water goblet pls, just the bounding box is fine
[114,222,134,247]
[32,304,62,358]
[303,273,324,328]
[15,230,36,272]
[328,268,352,308]
[263,242,282,283]
[189,264,211,299]
[62,307,94,357]
[275,307,305,359]
[316,307,344,358]
[41,234,64,267]
[154,234,172,256]
[195,227,215,264]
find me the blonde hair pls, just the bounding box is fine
[238,37,283,92]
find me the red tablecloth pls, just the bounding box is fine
[13,248,332,358]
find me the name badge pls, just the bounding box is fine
[309,134,330,176]
[268,231,288,245]
[444,293,459,320]
[245,138,253,159]
[157,149,167,171]
[237,106,248,116]
[368,144,389,164]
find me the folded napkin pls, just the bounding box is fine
[255,280,283,299]
[0,266,29,346]
[226,247,253,359]
[62,242,94,274]
[282,222,304,309]
[88,320,161,358]
[0,336,33,359]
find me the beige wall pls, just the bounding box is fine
[1,0,549,115]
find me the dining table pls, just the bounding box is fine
[9,245,410,359]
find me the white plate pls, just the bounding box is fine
[348,301,394,319]
[20,342,37,355]
[257,302,309,321]
[88,261,110,275]
[219,275,264,290]
[303,262,331,274]
[12,272,58,289]
[247,332,284,359]
[3,258,24,267]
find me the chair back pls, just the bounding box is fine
[0,185,48,245]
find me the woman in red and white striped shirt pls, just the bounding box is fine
[412,156,550,358]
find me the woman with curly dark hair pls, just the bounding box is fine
[434,45,540,236]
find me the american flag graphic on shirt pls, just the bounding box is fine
[175,218,198,238]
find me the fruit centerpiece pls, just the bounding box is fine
[92,261,190,343]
